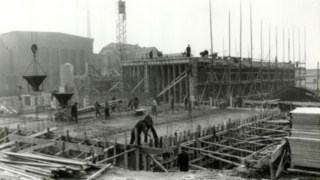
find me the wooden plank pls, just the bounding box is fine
[0,164,42,180]
[199,140,254,153]
[97,148,136,164]
[8,135,103,154]
[5,152,87,166]
[0,127,58,150]
[244,126,289,134]
[201,153,242,167]
[189,163,208,170]
[275,150,287,179]
[85,145,115,161]
[244,143,277,161]
[148,154,168,172]
[86,163,112,180]
[0,159,66,168]
[124,132,128,169]
[138,146,173,155]
[0,130,18,144]
[18,142,55,153]
[270,140,287,163]
[29,127,58,138]
[182,145,244,160]
[287,168,320,176]
[287,137,320,169]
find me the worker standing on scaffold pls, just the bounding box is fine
[186,44,191,57]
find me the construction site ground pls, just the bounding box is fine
[1,104,319,180]
[98,166,248,180]
[0,104,260,143]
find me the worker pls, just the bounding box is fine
[186,44,191,57]
[238,97,243,108]
[177,146,189,172]
[95,101,101,118]
[200,50,209,57]
[130,115,158,145]
[149,50,153,59]
[105,101,110,119]
[71,102,78,123]
[133,96,139,109]
[170,95,175,112]
[184,96,189,110]
[151,98,158,116]
[287,113,293,129]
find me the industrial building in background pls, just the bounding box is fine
[0,31,102,96]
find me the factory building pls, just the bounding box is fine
[0,31,103,96]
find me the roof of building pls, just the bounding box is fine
[290,107,320,114]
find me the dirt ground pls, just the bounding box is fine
[98,166,248,180]
[0,104,260,143]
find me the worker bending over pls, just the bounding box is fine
[130,115,158,146]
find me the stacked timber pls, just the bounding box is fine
[287,137,320,169]
[290,107,320,136]
[0,151,95,179]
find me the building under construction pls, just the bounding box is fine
[120,56,296,105]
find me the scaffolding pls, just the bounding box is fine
[120,56,296,105]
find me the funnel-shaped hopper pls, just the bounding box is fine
[23,75,47,92]
[52,93,74,108]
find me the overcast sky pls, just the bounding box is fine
[0,0,319,68]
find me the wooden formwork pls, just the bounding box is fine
[0,108,289,179]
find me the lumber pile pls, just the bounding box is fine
[0,151,95,179]
[290,107,320,136]
[287,137,320,169]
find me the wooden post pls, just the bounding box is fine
[124,132,128,169]
[4,127,8,143]
[46,128,50,139]
[142,144,147,171]
[113,135,117,165]
[66,130,70,142]
[135,128,140,170]
[17,125,20,135]
[269,157,275,180]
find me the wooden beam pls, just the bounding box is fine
[287,168,320,176]
[148,154,168,172]
[189,163,208,170]
[225,137,266,146]
[97,148,136,164]
[8,135,103,154]
[139,146,173,155]
[0,159,65,168]
[244,126,288,134]
[270,140,287,163]
[275,150,287,179]
[201,153,242,167]
[4,152,87,166]
[199,140,254,153]
[106,81,120,93]
[86,163,112,180]
[130,78,145,94]
[18,142,55,153]
[84,145,115,161]
[0,127,58,150]
[0,164,42,180]
[245,143,277,160]
[0,130,18,144]
[182,145,244,160]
